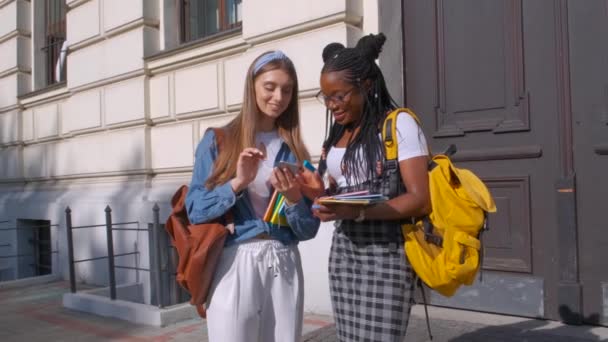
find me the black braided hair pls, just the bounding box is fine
[320,33,398,186]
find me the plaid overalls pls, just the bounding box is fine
[327,158,416,342]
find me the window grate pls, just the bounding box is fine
[42,0,67,86]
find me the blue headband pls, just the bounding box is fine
[253,51,288,75]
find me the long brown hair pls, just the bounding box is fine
[205,51,311,189]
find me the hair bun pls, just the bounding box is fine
[322,42,345,63]
[355,33,386,61]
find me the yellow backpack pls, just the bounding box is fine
[382,108,497,297]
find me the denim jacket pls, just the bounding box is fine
[186,129,320,246]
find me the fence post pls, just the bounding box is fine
[152,204,164,308]
[105,205,117,300]
[65,207,76,293]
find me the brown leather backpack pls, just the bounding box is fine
[164,128,230,318]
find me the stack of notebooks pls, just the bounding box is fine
[263,190,289,226]
[317,190,388,206]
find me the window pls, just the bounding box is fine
[41,0,66,86]
[179,0,242,43]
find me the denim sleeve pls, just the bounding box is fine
[186,130,236,224]
[284,198,320,241]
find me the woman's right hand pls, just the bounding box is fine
[296,169,325,200]
[231,147,265,193]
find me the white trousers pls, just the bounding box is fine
[205,239,304,342]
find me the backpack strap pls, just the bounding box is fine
[382,109,400,166]
[382,109,443,248]
[382,108,432,164]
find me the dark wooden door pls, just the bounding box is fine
[402,0,566,320]
[568,0,608,326]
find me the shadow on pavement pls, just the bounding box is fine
[449,317,603,342]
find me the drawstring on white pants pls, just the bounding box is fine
[257,241,281,277]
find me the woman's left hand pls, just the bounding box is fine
[312,202,359,222]
[270,167,303,205]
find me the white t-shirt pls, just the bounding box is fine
[247,130,284,219]
[327,113,428,188]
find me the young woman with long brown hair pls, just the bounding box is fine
[186,50,321,342]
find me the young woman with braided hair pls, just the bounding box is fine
[312,33,431,341]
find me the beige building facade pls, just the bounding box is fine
[0,0,403,314]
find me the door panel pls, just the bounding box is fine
[403,0,562,319]
[568,0,608,326]
[434,0,529,137]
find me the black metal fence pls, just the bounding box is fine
[0,221,59,278]
[65,205,169,308]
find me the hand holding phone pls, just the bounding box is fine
[277,161,301,175]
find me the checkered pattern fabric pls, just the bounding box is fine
[328,180,415,342]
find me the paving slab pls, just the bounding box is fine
[2,279,607,341]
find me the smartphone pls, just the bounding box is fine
[277,161,301,174]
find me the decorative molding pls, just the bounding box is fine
[450,145,542,162]
[105,118,151,130]
[69,17,160,53]
[153,166,193,175]
[481,175,532,273]
[0,141,24,148]
[18,169,155,183]
[225,89,319,114]
[0,0,17,11]
[146,14,359,75]
[554,0,574,176]
[175,108,226,121]
[0,29,31,44]
[69,69,146,95]
[65,0,91,10]
[146,35,249,75]
[433,0,529,137]
[244,12,362,46]
[19,83,68,108]
[56,121,150,141]
[0,66,31,79]
[0,104,20,114]
[146,28,243,62]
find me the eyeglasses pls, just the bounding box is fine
[315,87,356,106]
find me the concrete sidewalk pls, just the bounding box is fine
[1,279,606,341]
[302,306,608,342]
